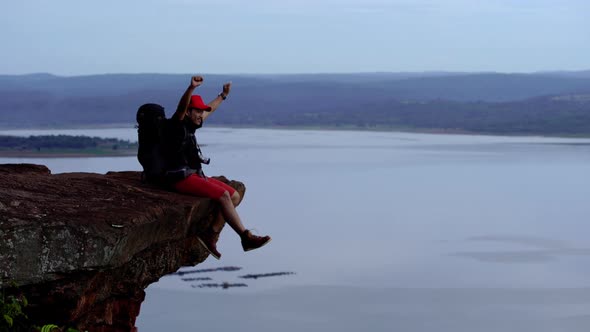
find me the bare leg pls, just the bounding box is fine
[210,192,240,232]
[217,191,271,252]
[215,191,245,235]
[198,191,243,258]
[231,191,242,207]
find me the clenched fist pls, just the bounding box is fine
[191,76,204,88]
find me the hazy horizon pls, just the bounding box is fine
[3,69,590,77]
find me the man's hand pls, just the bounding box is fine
[191,75,204,88]
[222,82,232,96]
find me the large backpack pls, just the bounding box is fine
[136,103,167,183]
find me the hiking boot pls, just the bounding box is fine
[241,230,272,252]
[197,229,222,260]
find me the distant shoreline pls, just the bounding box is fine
[0,123,135,131]
[213,124,590,139]
[1,123,589,139]
[0,134,138,158]
[0,150,136,158]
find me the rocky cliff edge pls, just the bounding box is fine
[0,164,245,331]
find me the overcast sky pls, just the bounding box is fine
[1,0,588,75]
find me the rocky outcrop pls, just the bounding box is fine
[0,164,245,331]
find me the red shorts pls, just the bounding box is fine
[174,174,236,199]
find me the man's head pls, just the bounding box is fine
[186,95,211,126]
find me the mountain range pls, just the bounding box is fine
[1,72,589,135]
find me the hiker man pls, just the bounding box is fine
[164,75,271,259]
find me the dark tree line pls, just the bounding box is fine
[0,135,136,150]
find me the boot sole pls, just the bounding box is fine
[243,237,272,252]
[197,236,221,260]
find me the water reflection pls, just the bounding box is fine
[451,234,590,263]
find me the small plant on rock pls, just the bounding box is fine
[0,284,29,332]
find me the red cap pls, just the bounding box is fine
[188,95,211,111]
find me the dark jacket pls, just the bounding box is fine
[162,114,203,182]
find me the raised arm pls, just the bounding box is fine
[202,82,231,121]
[173,76,203,121]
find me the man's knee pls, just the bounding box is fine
[218,190,232,203]
[231,191,241,206]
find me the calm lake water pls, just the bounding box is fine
[2,127,590,331]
